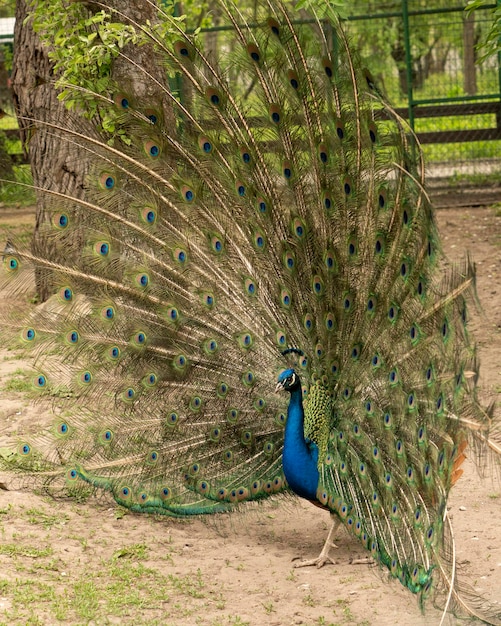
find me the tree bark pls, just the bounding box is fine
[463,12,477,96]
[11,0,174,301]
[11,0,91,302]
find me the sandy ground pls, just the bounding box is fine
[0,204,499,626]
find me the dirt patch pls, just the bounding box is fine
[0,205,499,626]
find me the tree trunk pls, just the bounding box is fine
[11,0,174,301]
[11,0,91,302]
[463,12,477,96]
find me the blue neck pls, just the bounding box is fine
[282,386,319,501]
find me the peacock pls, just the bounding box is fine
[1,0,500,622]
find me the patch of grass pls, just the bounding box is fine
[0,165,35,206]
[24,507,70,528]
[2,368,32,393]
[0,543,53,558]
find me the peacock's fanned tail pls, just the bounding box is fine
[1,0,499,620]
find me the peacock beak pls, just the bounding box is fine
[275,382,284,393]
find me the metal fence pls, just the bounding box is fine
[2,1,501,182]
[342,1,501,180]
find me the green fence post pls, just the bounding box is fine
[401,0,415,130]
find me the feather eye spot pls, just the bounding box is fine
[254,232,265,249]
[174,248,187,264]
[205,87,221,106]
[217,381,229,397]
[303,313,313,331]
[123,387,136,402]
[57,422,69,435]
[312,275,324,295]
[244,278,257,296]
[167,411,179,426]
[322,57,333,78]
[269,104,281,124]
[280,289,291,308]
[388,305,398,322]
[80,371,92,384]
[369,122,377,143]
[100,429,113,444]
[5,256,19,272]
[142,208,157,224]
[181,186,194,203]
[205,338,218,354]
[323,195,332,210]
[19,443,31,456]
[291,217,306,239]
[209,427,221,443]
[160,487,171,501]
[275,331,286,346]
[107,346,120,360]
[263,441,274,456]
[283,251,295,270]
[324,251,335,270]
[144,141,160,158]
[325,313,335,331]
[344,180,352,195]
[389,369,399,385]
[227,409,239,424]
[342,387,352,400]
[238,333,253,349]
[60,287,73,302]
[246,43,261,63]
[268,17,280,36]
[351,344,361,360]
[99,174,115,190]
[189,396,202,411]
[34,374,47,388]
[242,371,255,386]
[66,330,79,345]
[372,354,380,367]
[21,327,36,342]
[288,70,299,90]
[202,293,214,308]
[94,241,110,257]
[173,354,188,370]
[241,430,253,445]
[66,468,78,482]
[384,411,392,427]
[436,394,443,412]
[275,412,286,426]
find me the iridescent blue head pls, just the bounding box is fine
[275,368,301,393]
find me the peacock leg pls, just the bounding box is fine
[294,514,340,568]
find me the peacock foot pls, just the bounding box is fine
[293,517,339,568]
